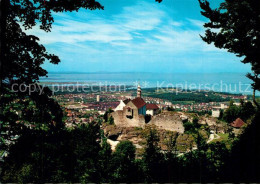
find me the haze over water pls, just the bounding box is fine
[40,72,256,95]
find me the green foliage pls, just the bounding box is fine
[183,117,201,134]
[0,0,104,144]
[98,138,113,182]
[176,134,195,152]
[103,108,114,122]
[223,104,240,123]
[225,111,260,182]
[183,121,196,134]
[218,109,224,120]
[142,128,165,182]
[165,132,179,154]
[223,101,256,123]
[111,141,137,182]
[114,140,136,161]
[240,101,256,121]
[199,0,260,107]
[192,116,200,129]
[1,123,102,183]
[108,116,114,125]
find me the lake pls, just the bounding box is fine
[39,72,256,95]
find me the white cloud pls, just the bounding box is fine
[187,18,205,28]
[25,1,165,45]
[24,0,227,66]
[114,1,165,31]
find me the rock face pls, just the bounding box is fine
[149,112,185,133]
[199,115,228,134]
[103,111,229,154]
[111,111,184,133]
[199,116,218,126]
[103,125,122,140]
[107,139,120,151]
[103,124,189,154]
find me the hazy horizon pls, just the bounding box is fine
[46,71,250,74]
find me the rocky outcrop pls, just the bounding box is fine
[199,115,228,134]
[148,112,184,133]
[103,125,122,140]
[199,116,218,126]
[176,134,195,152]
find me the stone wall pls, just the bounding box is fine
[111,108,145,128]
[148,112,184,133]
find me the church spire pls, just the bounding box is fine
[137,83,141,98]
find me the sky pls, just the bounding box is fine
[25,0,251,74]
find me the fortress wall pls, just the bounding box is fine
[111,109,145,128]
[149,112,184,133]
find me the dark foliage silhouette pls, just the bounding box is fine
[199,0,260,108]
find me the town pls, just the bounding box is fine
[54,84,248,125]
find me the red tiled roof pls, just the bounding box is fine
[230,118,245,128]
[131,97,146,109]
[146,103,159,110]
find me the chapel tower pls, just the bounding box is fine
[137,83,141,98]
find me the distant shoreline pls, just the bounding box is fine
[38,73,259,96]
[45,71,250,75]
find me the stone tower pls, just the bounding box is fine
[137,83,141,98]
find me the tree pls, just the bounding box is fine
[224,111,260,182]
[103,108,114,122]
[108,116,114,125]
[70,123,102,183]
[98,138,113,182]
[142,128,165,182]
[184,133,210,182]
[1,122,103,183]
[164,132,179,182]
[193,116,200,129]
[207,142,229,181]
[223,103,240,123]
[0,0,104,145]
[199,0,260,108]
[240,101,256,121]
[218,109,224,120]
[111,140,137,182]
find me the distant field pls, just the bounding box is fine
[218,133,229,140]
[145,92,231,103]
[171,101,195,104]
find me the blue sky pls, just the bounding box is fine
[26,0,251,73]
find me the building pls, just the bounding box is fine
[125,97,146,118]
[212,108,220,118]
[114,100,126,111]
[114,84,147,118]
[96,95,100,102]
[112,85,151,127]
[146,104,159,116]
[230,118,245,128]
[220,103,228,109]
